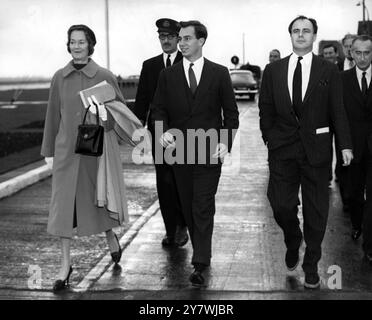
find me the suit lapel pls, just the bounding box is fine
[366,80,372,107]
[277,56,292,108]
[174,51,183,64]
[173,63,191,111]
[363,65,372,107]
[303,54,324,105]
[348,67,365,107]
[192,59,214,112]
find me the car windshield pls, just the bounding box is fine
[230,72,254,82]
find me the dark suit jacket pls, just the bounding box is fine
[342,67,372,162]
[134,51,183,126]
[337,58,345,71]
[150,58,239,165]
[259,54,352,167]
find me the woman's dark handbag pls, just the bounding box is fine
[75,102,104,157]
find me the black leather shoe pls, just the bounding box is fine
[285,249,299,271]
[351,229,362,241]
[161,236,175,247]
[111,233,122,264]
[53,266,73,292]
[189,263,207,287]
[304,272,321,289]
[365,253,372,266]
[189,270,205,287]
[285,238,303,271]
[175,226,189,247]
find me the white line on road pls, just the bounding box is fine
[74,200,160,292]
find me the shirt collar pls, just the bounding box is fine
[163,51,178,60]
[62,59,99,78]
[290,51,313,66]
[356,64,372,78]
[183,56,204,68]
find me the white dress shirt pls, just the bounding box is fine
[288,51,313,102]
[183,56,204,87]
[163,51,178,68]
[343,58,356,71]
[355,64,371,90]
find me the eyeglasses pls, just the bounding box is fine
[158,34,177,41]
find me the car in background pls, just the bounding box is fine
[229,70,258,101]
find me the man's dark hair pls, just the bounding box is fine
[67,24,96,56]
[270,49,281,55]
[179,20,208,42]
[323,43,338,53]
[288,15,318,34]
[352,34,372,46]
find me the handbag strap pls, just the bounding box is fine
[82,100,100,125]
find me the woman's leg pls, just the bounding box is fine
[105,229,120,253]
[56,237,71,280]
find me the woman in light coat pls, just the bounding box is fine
[41,25,128,291]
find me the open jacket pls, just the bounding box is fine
[259,54,352,167]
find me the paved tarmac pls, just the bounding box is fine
[0,99,372,301]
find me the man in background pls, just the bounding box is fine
[340,34,358,71]
[269,49,281,63]
[341,35,372,255]
[336,34,358,212]
[322,43,340,68]
[134,18,188,248]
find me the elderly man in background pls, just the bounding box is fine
[341,35,372,261]
[269,49,281,63]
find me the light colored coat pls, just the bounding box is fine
[41,59,127,238]
[96,100,147,224]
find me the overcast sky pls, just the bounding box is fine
[0,0,368,78]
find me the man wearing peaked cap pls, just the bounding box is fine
[133,18,187,248]
[156,18,181,34]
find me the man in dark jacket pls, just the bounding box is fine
[151,20,239,287]
[134,18,187,248]
[341,35,372,264]
[259,15,353,289]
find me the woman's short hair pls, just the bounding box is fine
[67,24,96,56]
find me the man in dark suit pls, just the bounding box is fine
[335,34,358,210]
[134,18,187,248]
[259,15,353,289]
[151,20,239,286]
[342,35,372,264]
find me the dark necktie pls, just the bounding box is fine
[189,63,197,95]
[362,71,368,97]
[292,56,303,119]
[166,54,171,68]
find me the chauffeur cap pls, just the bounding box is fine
[156,18,181,34]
